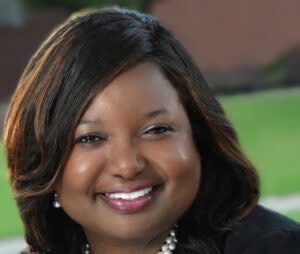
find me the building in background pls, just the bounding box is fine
[0,2,66,102]
[152,0,300,92]
[0,0,24,26]
[154,0,300,70]
[1,0,300,102]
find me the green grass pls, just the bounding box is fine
[0,143,24,237]
[285,210,300,223]
[0,87,299,238]
[219,88,300,197]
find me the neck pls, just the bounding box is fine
[85,228,173,254]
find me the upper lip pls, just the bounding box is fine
[96,182,161,194]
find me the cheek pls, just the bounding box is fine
[148,135,201,216]
[171,142,201,196]
[56,147,107,223]
[145,134,201,212]
[150,135,201,181]
[57,147,105,196]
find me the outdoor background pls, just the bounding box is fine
[0,0,299,252]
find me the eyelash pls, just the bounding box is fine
[144,124,173,135]
[76,124,173,144]
[75,134,105,144]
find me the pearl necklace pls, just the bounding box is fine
[82,227,177,254]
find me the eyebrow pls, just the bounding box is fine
[78,108,169,126]
[78,119,101,125]
[144,108,169,119]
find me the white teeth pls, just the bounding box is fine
[105,187,152,200]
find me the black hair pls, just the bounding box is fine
[3,7,259,254]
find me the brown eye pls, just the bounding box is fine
[145,125,172,135]
[76,134,105,144]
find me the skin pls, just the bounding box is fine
[56,61,201,254]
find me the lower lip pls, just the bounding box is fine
[98,186,160,213]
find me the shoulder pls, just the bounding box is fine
[224,204,300,254]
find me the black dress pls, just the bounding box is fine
[224,204,300,253]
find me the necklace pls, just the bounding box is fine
[82,227,177,254]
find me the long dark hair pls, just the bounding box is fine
[3,7,259,254]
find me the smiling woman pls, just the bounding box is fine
[2,7,300,254]
[57,62,202,251]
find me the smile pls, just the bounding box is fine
[96,185,161,213]
[105,187,152,200]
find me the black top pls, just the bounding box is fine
[224,205,300,253]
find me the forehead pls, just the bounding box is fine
[81,62,183,120]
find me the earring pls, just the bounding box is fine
[53,193,61,208]
[83,243,90,254]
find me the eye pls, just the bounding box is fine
[75,133,105,144]
[144,124,173,135]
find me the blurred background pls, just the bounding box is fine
[0,0,299,252]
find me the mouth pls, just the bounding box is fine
[95,185,162,213]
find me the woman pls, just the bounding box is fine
[3,7,300,254]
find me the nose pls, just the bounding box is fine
[107,140,147,179]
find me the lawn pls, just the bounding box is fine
[0,87,300,238]
[219,87,300,197]
[286,210,300,223]
[0,143,24,238]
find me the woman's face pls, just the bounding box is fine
[56,62,201,244]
